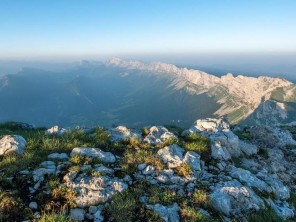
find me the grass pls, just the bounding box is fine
[156,137,179,149]
[234,128,252,141]
[106,190,138,221]
[288,192,296,209]
[258,147,269,159]
[181,133,211,161]
[247,207,284,222]
[48,175,61,190]
[141,127,150,137]
[147,187,177,205]
[192,190,210,208]
[69,154,102,166]
[164,125,184,137]
[39,212,72,222]
[120,136,151,150]
[0,127,109,176]
[105,182,164,222]
[286,144,296,150]
[280,125,296,141]
[270,87,285,102]
[232,157,243,168]
[180,207,218,222]
[120,149,164,174]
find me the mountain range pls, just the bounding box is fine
[1,57,296,127]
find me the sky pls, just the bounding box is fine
[0,0,296,59]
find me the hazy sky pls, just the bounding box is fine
[0,0,296,58]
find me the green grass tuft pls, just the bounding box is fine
[247,207,284,222]
[39,212,71,222]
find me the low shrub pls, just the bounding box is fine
[175,163,193,177]
[192,190,210,208]
[44,186,76,212]
[0,191,31,221]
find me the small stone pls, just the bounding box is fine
[29,201,38,210]
[40,161,55,168]
[146,203,180,222]
[89,206,98,214]
[85,213,94,220]
[138,163,147,171]
[48,153,69,159]
[143,165,155,175]
[94,166,114,174]
[71,147,116,163]
[46,126,67,135]
[70,208,85,221]
[109,126,141,142]
[183,151,201,172]
[33,212,41,219]
[19,170,30,175]
[94,209,104,222]
[144,126,177,145]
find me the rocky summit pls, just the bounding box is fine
[1,118,296,222]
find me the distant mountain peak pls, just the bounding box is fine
[105,57,295,124]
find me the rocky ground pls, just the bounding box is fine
[1,119,296,221]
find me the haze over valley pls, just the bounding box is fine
[1,57,296,128]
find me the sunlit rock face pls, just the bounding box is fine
[0,135,27,156]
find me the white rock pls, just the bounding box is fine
[0,135,26,156]
[211,143,231,160]
[183,151,201,172]
[229,166,271,193]
[94,166,114,174]
[256,172,290,200]
[210,180,264,216]
[157,145,184,168]
[210,192,231,216]
[65,174,128,207]
[239,140,258,156]
[109,126,141,142]
[185,118,241,159]
[187,118,230,133]
[144,126,177,145]
[146,203,180,222]
[48,153,69,159]
[156,174,170,183]
[46,126,67,136]
[143,165,155,175]
[71,147,116,163]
